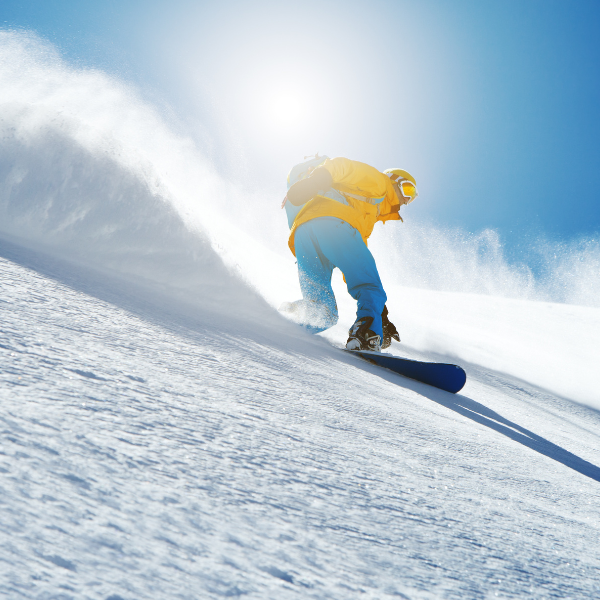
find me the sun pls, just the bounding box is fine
[265,87,310,130]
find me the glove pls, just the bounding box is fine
[381,305,400,349]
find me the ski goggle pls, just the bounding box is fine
[396,179,418,203]
[387,173,418,203]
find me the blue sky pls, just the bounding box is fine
[2,0,600,254]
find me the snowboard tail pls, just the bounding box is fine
[347,350,466,394]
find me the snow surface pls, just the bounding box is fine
[1,30,600,599]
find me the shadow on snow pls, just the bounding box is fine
[342,352,600,484]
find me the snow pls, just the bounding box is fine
[2,237,600,600]
[1,30,600,599]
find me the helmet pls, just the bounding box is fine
[384,168,416,185]
[384,168,418,203]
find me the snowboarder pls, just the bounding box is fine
[281,155,418,352]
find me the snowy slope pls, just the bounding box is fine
[1,238,599,600]
[1,30,600,599]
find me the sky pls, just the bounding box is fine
[2,0,600,255]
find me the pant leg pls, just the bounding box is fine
[306,218,387,338]
[293,221,339,332]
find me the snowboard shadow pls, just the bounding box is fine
[430,390,600,483]
[372,366,600,483]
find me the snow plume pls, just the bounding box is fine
[0,30,272,319]
[372,225,537,300]
[370,223,600,308]
[532,237,600,307]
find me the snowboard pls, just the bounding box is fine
[345,350,466,394]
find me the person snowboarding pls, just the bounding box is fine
[281,155,418,352]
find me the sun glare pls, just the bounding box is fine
[266,88,309,129]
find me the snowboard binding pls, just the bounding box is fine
[346,316,382,352]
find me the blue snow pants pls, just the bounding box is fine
[294,217,387,336]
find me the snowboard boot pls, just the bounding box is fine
[381,305,400,349]
[346,316,381,352]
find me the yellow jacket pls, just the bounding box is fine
[288,157,402,255]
